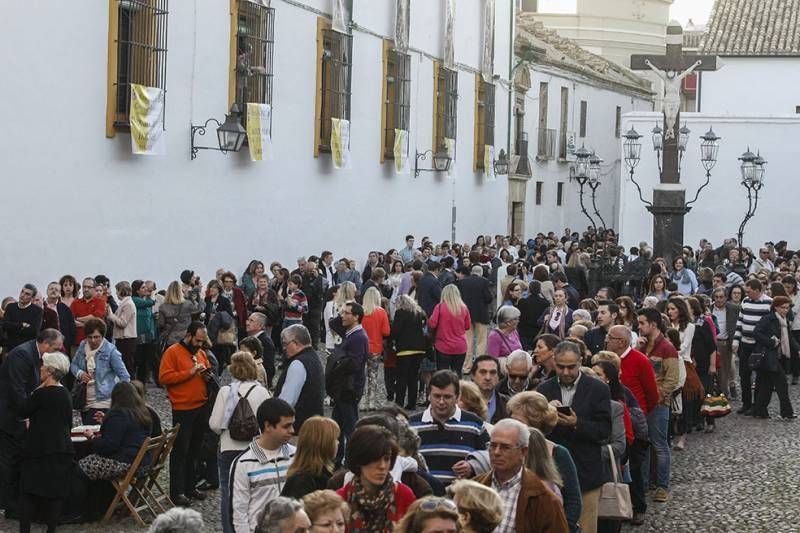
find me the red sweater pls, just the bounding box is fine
[362,307,390,354]
[336,481,415,531]
[70,297,108,345]
[620,348,660,415]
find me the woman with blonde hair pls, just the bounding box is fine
[209,351,270,531]
[448,479,503,533]
[507,391,582,533]
[394,497,461,533]
[429,284,471,376]
[282,418,341,500]
[361,287,390,411]
[391,294,428,410]
[157,280,203,348]
[457,381,489,427]
[302,490,349,532]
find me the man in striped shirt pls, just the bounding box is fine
[409,370,489,490]
[230,398,296,533]
[732,279,772,415]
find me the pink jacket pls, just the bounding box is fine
[429,303,471,355]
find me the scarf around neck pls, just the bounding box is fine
[346,474,396,533]
[777,314,791,358]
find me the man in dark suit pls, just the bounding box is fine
[415,262,442,317]
[583,301,619,355]
[245,312,277,386]
[457,266,493,374]
[537,340,611,533]
[0,329,64,514]
[470,355,509,424]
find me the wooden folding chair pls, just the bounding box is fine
[101,434,165,526]
[138,424,181,514]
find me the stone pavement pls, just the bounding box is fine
[4,380,800,532]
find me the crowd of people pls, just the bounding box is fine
[0,229,798,533]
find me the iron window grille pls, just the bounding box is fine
[114,0,169,129]
[383,50,412,159]
[318,29,353,153]
[235,0,275,128]
[435,66,458,149]
[475,80,496,169]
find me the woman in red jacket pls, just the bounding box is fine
[360,287,391,411]
[337,425,415,532]
[428,284,471,377]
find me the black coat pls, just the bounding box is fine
[256,331,277,384]
[490,392,510,424]
[753,313,799,373]
[584,327,607,356]
[390,309,428,353]
[416,272,442,318]
[516,295,550,345]
[0,340,41,436]
[537,374,612,492]
[457,275,493,324]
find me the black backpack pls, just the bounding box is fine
[228,385,260,441]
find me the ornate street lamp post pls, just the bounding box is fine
[737,148,766,250]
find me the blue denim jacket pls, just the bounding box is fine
[70,339,130,403]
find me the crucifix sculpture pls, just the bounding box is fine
[629,21,720,262]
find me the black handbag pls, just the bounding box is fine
[748,350,765,370]
[71,381,87,410]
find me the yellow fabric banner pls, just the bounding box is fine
[394,128,408,173]
[484,144,496,180]
[129,83,165,155]
[246,103,273,161]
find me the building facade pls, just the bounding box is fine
[510,18,653,238]
[697,0,800,114]
[0,0,515,292]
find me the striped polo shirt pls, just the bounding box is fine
[409,406,490,486]
[733,295,773,345]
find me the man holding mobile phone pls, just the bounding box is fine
[537,340,611,533]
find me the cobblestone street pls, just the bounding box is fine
[3,379,800,532]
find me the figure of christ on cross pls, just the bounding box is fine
[628,20,720,263]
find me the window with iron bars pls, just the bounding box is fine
[233,0,275,128]
[382,48,411,160]
[317,28,353,153]
[434,63,458,151]
[108,0,168,135]
[474,79,496,170]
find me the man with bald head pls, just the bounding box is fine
[605,324,659,524]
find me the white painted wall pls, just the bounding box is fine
[0,0,513,294]
[617,112,800,251]
[699,57,800,115]
[522,66,652,235]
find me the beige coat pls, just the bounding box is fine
[109,296,137,339]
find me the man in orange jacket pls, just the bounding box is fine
[159,321,213,506]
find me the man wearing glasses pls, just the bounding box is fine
[473,419,568,533]
[70,278,107,351]
[498,350,536,397]
[605,324,659,525]
[326,302,368,465]
[537,341,611,533]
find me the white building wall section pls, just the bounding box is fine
[0,0,512,293]
[522,67,652,236]
[698,57,800,115]
[617,112,800,250]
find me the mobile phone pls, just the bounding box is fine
[556,406,572,415]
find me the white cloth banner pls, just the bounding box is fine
[444,0,456,69]
[394,128,409,174]
[394,0,410,52]
[484,144,496,180]
[129,83,165,155]
[445,137,456,179]
[246,103,273,162]
[331,117,351,169]
[333,0,350,33]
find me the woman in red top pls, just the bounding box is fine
[361,288,391,411]
[428,284,471,377]
[336,425,415,532]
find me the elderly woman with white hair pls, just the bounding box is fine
[487,305,522,373]
[148,508,205,533]
[255,496,311,533]
[17,352,73,533]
